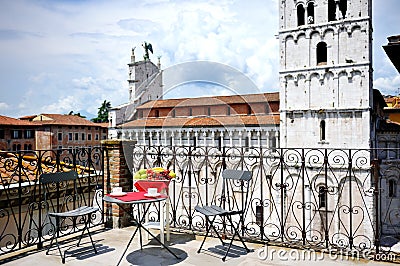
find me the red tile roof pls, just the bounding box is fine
[31,114,98,126]
[0,115,36,126]
[0,151,97,183]
[138,92,279,109]
[122,114,280,128]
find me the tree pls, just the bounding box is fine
[91,100,111,123]
[67,111,86,118]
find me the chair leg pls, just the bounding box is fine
[221,216,250,262]
[47,217,65,263]
[197,216,225,253]
[76,214,98,254]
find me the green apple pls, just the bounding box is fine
[138,169,147,175]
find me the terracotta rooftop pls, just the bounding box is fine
[137,92,279,109]
[385,96,400,108]
[0,151,96,183]
[0,115,36,126]
[30,114,99,126]
[122,113,280,128]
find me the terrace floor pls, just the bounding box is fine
[0,226,395,266]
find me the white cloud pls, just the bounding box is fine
[0,102,10,111]
[374,75,400,95]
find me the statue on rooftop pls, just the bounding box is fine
[142,41,153,61]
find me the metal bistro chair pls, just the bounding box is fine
[195,169,253,261]
[40,171,98,263]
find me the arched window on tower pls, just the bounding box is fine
[317,42,327,65]
[320,120,326,141]
[297,4,305,26]
[339,0,347,19]
[307,2,314,24]
[328,0,336,21]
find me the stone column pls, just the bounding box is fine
[102,139,134,228]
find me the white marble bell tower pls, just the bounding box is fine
[279,0,373,149]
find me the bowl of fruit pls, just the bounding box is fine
[134,167,176,180]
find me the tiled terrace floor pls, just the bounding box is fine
[0,226,396,266]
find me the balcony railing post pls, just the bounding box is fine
[372,158,380,254]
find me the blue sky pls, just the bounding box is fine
[0,0,399,119]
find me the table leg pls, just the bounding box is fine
[166,197,170,241]
[160,201,165,246]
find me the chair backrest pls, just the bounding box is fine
[220,169,253,212]
[222,169,252,181]
[39,171,83,213]
[40,171,78,184]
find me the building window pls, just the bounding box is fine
[12,130,22,139]
[24,130,34,139]
[207,107,211,116]
[95,134,99,140]
[339,0,347,19]
[81,133,85,141]
[389,179,397,197]
[58,132,63,141]
[307,2,314,24]
[227,106,231,116]
[155,110,160,118]
[88,133,92,141]
[215,135,222,150]
[172,109,176,118]
[270,135,277,152]
[328,0,347,21]
[68,133,73,141]
[320,120,326,141]
[297,4,305,26]
[0,129,5,139]
[75,133,79,141]
[192,136,197,147]
[317,42,327,65]
[189,108,193,116]
[328,0,336,21]
[318,186,327,208]
[247,105,252,115]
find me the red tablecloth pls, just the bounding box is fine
[134,180,170,193]
[107,191,167,202]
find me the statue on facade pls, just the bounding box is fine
[142,41,153,61]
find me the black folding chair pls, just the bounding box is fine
[40,171,99,263]
[195,169,253,261]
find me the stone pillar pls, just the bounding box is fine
[102,139,134,228]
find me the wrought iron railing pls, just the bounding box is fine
[131,145,400,258]
[0,148,104,255]
[2,144,400,260]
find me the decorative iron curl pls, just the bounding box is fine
[263,223,282,241]
[331,232,350,249]
[285,225,302,241]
